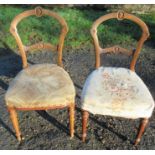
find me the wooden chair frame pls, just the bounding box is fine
[8,7,75,142]
[82,10,150,145]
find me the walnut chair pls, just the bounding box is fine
[5,7,75,142]
[81,11,154,145]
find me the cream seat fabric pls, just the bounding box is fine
[81,67,154,119]
[5,64,75,108]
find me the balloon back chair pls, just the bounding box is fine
[81,11,154,145]
[5,7,75,141]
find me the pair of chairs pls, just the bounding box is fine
[5,7,154,145]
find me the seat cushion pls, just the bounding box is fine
[5,64,75,108]
[81,67,154,119]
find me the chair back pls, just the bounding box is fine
[90,10,150,71]
[10,6,68,68]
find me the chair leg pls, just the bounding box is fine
[82,110,89,142]
[134,118,149,145]
[9,108,21,142]
[69,104,75,138]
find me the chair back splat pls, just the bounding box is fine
[90,10,150,71]
[10,6,68,68]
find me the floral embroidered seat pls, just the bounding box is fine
[81,67,154,119]
[5,64,75,108]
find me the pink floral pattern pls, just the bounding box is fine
[81,67,154,118]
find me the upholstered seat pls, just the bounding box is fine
[81,67,154,119]
[5,64,75,108]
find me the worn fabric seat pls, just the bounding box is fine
[81,67,154,119]
[5,63,75,108]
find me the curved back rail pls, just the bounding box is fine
[10,6,68,68]
[90,10,150,71]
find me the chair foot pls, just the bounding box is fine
[134,118,149,146]
[8,107,22,142]
[82,110,89,142]
[69,104,75,138]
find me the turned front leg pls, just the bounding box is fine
[69,104,75,138]
[135,118,149,145]
[8,107,21,142]
[82,110,89,142]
